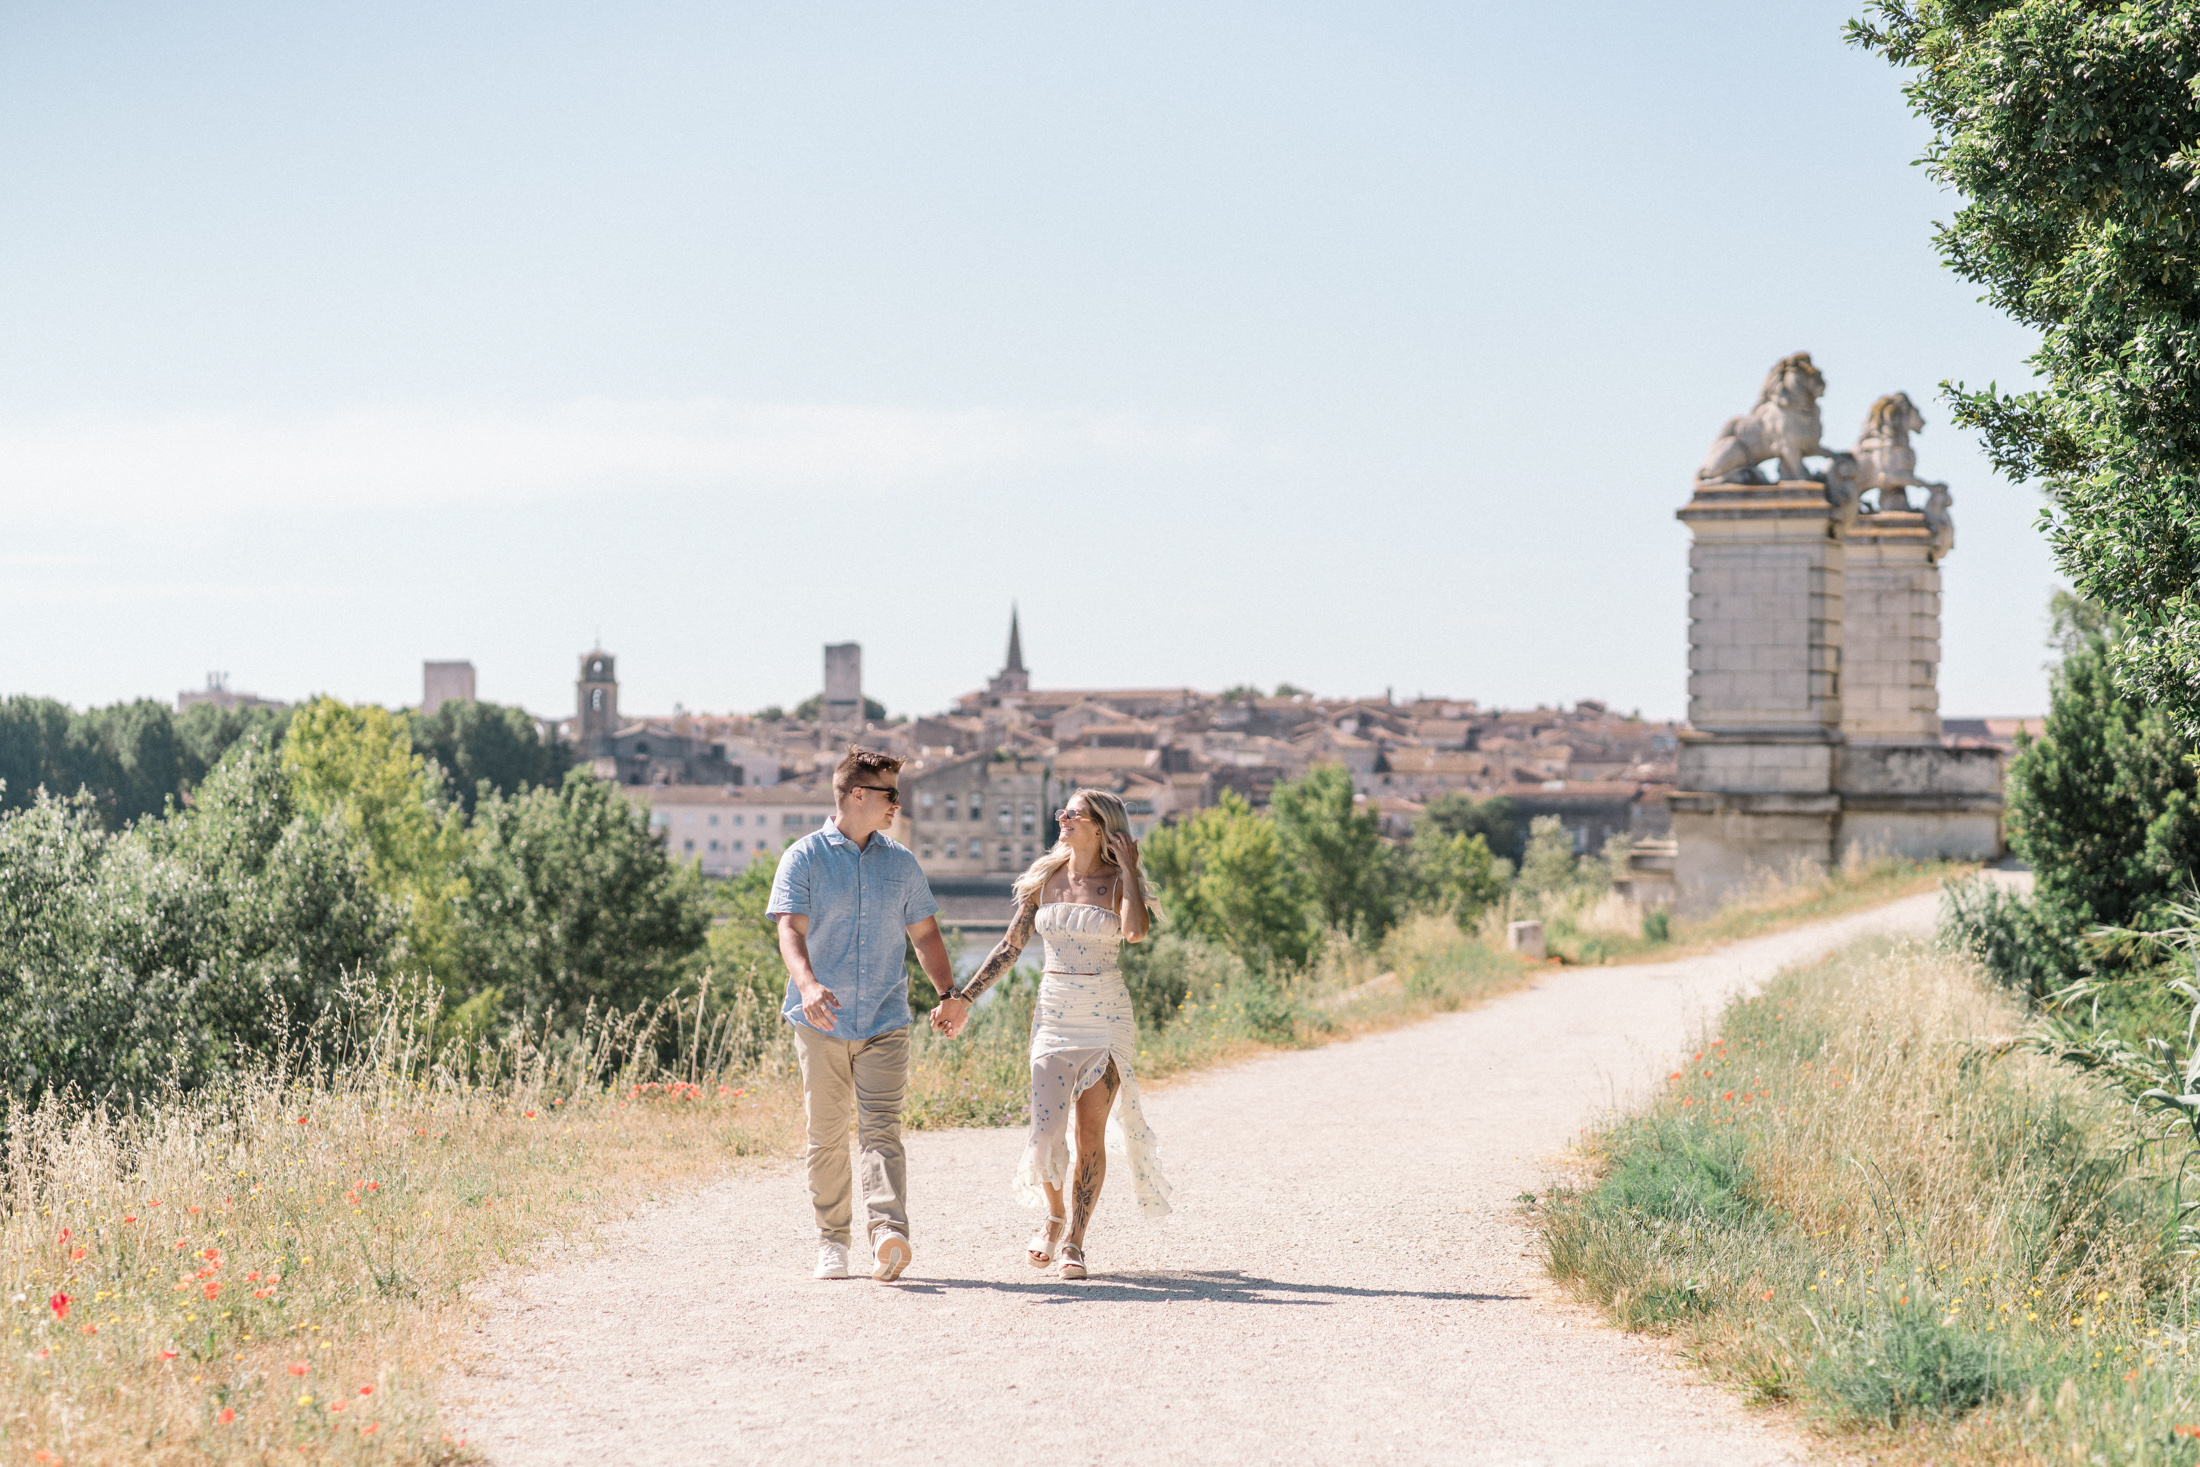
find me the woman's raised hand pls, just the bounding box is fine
[1106,830,1140,871]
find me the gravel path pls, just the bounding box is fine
[451,893,1950,1466]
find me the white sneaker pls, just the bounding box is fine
[871,1230,912,1282]
[814,1243,849,1280]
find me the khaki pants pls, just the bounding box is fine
[790,1022,909,1249]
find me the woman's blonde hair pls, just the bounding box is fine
[1010,787,1157,911]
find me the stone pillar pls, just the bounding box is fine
[1669,481,1845,914]
[1839,507,1940,744]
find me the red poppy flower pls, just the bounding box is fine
[202,1283,220,1300]
[217,1408,235,1425]
[289,1363,308,1376]
[160,1349,179,1360]
[47,1293,68,1320]
[358,1384,374,1396]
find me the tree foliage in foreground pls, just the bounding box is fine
[0,735,395,1108]
[1854,2,2200,738]
[1944,598,2200,1003]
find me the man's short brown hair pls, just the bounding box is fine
[832,745,903,797]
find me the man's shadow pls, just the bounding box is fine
[888,1269,1527,1307]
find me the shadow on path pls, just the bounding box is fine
[888,1269,1529,1308]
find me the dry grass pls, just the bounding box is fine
[0,990,802,1466]
[1493,853,1973,967]
[1536,937,2200,1464]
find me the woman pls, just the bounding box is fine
[931,787,1170,1278]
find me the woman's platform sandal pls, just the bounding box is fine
[1027,1215,1067,1268]
[1057,1242,1088,1280]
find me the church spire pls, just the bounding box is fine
[987,605,1030,697]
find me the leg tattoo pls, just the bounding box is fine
[1067,1061,1121,1248]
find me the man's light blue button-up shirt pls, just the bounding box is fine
[767,819,940,1041]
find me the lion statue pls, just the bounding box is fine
[1922,481,1956,559]
[1851,391,1942,511]
[1695,352,1832,485]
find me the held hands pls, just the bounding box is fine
[930,995,971,1038]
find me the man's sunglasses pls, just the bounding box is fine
[853,785,901,804]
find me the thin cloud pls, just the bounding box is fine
[0,400,1251,518]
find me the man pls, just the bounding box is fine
[769,745,956,1282]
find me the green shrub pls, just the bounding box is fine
[1808,1304,2008,1428]
[1642,908,1671,943]
[1587,1116,1758,1229]
[0,736,397,1109]
[1118,931,1246,1032]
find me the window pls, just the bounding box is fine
[708,840,719,852]
[997,843,1013,869]
[997,804,1011,833]
[921,845,934,860]
[708,815,719,826]
[920,792,935,809]
[1022,843,1035,860]
[590,688,603,711]
[683,840,695,852]
[943,840,958,859]
[945,801,957,821]
[731,840,743,852]
[1021,802,1035,835]
[968,793,981,820]
[734,814,745,826]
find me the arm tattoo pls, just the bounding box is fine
[957,901,1036,1003]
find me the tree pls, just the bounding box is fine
[1854,3,2200,739]
[1408,824,1504,928]
[409,700,571,813]
[283,697,471,979]
[0,734,395,1109]
[456,770,712,1031]
[1515,815,1582,897]
[1420,791,1524,864]
[1141,793,1318,973]
[1270,765,1401,943]
[175,701,292,781]
[1945,598,2200,1000]
[790,693,886,722]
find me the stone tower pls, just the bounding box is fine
[422,660,476,715]
[988,606,1030,697]
[1669,362,2000,913]
[823,643,862,726]
[577,650,618,755]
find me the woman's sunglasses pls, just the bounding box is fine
[1054,807,1092,824]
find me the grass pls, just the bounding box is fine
[2,863,1955,1465]
[0,990,802,1466]
[1534,935,2200,1465]
[1509,852,1974,967]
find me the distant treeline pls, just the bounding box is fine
[0,695,574,825]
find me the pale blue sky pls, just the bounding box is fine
[0,1,2052,722]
